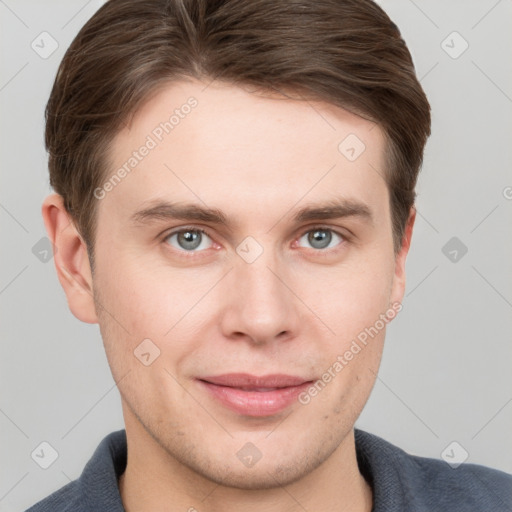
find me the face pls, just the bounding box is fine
[85,80,409,488]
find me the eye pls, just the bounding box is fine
[297,227,345,250]
[164,228,213,252]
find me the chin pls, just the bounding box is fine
[177,442,328,491]
[197,460,313,490]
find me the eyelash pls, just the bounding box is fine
[161,225,349,256]
[296,225,348,254]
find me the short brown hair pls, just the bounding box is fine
[45,0,431,268]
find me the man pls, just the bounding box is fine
[27,0,511,511]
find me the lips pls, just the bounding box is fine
[197,373,313,417]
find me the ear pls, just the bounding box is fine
[42,193,98,324]
[390,206,416,307]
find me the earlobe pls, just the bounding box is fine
[390,206,416,307]
[42,193,99,324]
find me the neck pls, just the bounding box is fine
[119,415,372,512]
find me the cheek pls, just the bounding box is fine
[305,253,395,337]
[93,250,218,372]
[94,248,182,335]
[93,264,194,412]
[300,254,395,396]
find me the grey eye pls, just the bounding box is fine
[298,229,343,250]
[165,229,213,251]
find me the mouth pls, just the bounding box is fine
[196,373,313,417]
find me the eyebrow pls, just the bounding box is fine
[130,198,373,228]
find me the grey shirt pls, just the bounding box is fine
[25,429,512,511]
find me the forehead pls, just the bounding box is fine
[103,79,388,224]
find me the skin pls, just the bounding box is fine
[43,79,415,512]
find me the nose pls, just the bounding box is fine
[218,251,301,346]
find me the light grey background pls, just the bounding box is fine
[1,1,511,511]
